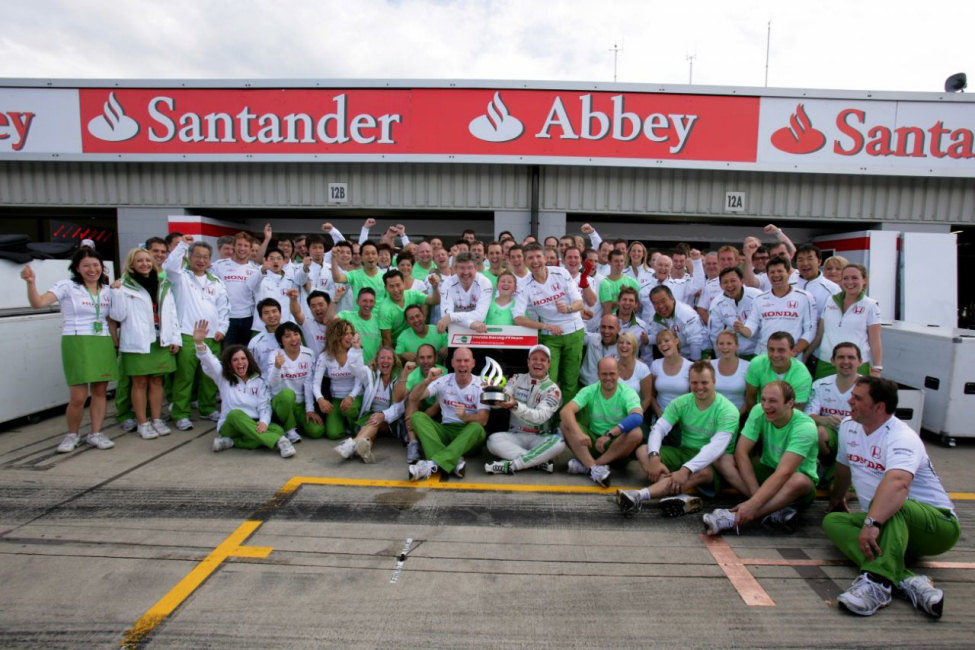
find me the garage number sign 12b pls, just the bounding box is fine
[328,182,349,204]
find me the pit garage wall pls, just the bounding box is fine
[0,160,970,254]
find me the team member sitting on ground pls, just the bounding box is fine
[805,342,860,487]
[824,377,960,618]
[407,346,489,480]
[338,346,407,463]
[560,357,643,487]
[403,343,447,462]
[617,361,749,517]
[192,319,295,458]
[702,380,818,535]
[267,321,323,443]
[313,319,369,444]
[483,344,565,475]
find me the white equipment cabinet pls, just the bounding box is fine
[881,321,975,445]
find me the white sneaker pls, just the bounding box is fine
[408,459,438,481]
[334,437,356,459]
[212,436,234,452]
[85,432,115,450]
[702,508,738,535]
[566,458,588,475]
[762,506,798,532]
[137,422,158,440]
[484,460,512,475]
[535,460,555,473]
[176,418,194,431]
[152,419,171,436]
[453,457,466,478]
[277,437,296,458]
[355,438,374,463]
[285,429,301,444]
[57,433,81,453]
[120,418,137,432]
[838,573,892,616]
[205,411,221,422]
[589,464,611,487]
[659,494,703,518]
[616,489,643,516]
[899,575,944,618]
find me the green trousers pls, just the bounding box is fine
[822,499,960,583]
[115,370,134,421]
[270,389,326,438]
[540,327,583,404]
[172,334,219,419]
[218,409,284,449]
[319,396,362,440]
[410,411,486,473]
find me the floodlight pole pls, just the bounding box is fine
[765,20,771,87]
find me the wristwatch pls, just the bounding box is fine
[863,516,882,530]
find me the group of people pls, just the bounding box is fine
[23,218,956,619]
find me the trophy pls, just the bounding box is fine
[479,356,508,406]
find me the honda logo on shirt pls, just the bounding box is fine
[854,306,864,314]
[870,445,881,460]
[787,300,798,309]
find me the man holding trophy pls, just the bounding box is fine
[483,345,566,475]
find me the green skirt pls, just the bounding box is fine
[121,341,177,376]
[62,335,119,386]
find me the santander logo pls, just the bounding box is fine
[87,92,139,142]
[770,104,825,154]
[469,92,524,143]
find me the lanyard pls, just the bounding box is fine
[84,285,103,334]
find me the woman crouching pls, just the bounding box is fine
[192,319,296,458]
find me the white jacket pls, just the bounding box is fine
[110,274,181,353]
[164,241,231,338]
[197,344,272,432]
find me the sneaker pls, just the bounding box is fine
[137,422,159,440]
[120,418,137,432]
[277,437,296,458]
[56,433,81,453]
[567,458,588,475]
[589,464,611,487]
[616,489,643,516]
[205,411,220,422]
[212,436,234,452]
[453,457,466,478]
[408,459,438,481]
[535,460,555,473]
[355,437,374,463]
[762,506,799,532]
[334,437,356,459]
[85,432,115,450]
[176,418,194,431]
[285,429,301,444]
[702,508,738,535]
[151,419,171,436]
[484,460,512,475]
[659,494,703,518]
[838,573,892,616]
[406,440,422,463]
[898,575,944,618]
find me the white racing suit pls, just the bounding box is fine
[486,372,566,470]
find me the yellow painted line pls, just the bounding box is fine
[120,519,272,649]
[290,475,618,494]
[948,492,975,500]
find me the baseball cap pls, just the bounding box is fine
[528,344,551,359]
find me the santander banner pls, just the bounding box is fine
[1,84,973,176]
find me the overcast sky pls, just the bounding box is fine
[0,0,972,93]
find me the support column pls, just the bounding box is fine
[117,207,187,256]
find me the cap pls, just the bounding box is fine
[528,344,551,359]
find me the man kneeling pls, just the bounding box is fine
[560,357,643,487]
[617,361,748,517]
[484,344,565,475]
[703,380,818,534]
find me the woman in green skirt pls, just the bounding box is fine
[110,248,181,440]
[21,247,119,453]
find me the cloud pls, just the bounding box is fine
[0,0,972,92]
